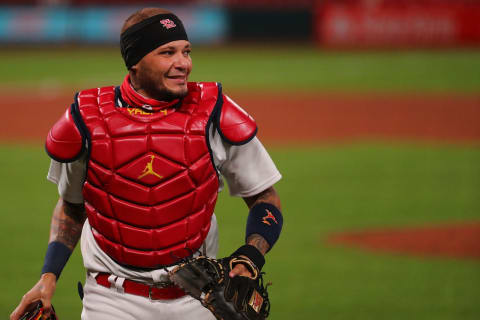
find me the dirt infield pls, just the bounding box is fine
[1,89,480,144]
[328,222,480,260]
[1,89,479,259]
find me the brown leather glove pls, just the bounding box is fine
[19,301,58,320]
[169,255,270,320]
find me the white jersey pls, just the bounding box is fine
[47,125,281,283]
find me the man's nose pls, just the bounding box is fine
[173,53,189,70]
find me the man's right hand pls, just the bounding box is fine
[10,273,57,320]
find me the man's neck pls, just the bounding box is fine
[121,74,179,110]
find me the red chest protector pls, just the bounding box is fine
[45,82,257,269]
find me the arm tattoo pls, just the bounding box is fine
[247,233,270,255]
[49,200,86,250]
[63,201,87,224]
[243,187,281,210]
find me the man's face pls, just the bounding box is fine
[133,40,192,100]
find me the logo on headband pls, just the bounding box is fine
[160,19,176,29]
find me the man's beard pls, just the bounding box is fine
[154,86,188,101]
[138,70,189,101]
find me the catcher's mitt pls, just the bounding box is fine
[19,301,57,320]
[169,255,270,320]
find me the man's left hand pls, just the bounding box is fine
[229,256,254,278]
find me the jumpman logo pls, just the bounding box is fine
[138,155,163,179]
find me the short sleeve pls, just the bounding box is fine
[209,127,281,197]
[47,151,87,204]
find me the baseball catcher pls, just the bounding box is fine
[169,246,271,320]
[10,7,284,320]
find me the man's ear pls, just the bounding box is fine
[129,66,137,76]
[129,67,138,87]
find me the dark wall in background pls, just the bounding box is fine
[0,3,315,45]
[228,8,313,41]
[0,0,313,5]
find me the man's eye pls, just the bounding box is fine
[184,50,191,56]
[161,51,174,55]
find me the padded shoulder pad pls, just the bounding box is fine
[45,104,85,163]
[217,94,257,145]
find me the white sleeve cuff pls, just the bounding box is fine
[214,136,282,198]
[229,172,282,198]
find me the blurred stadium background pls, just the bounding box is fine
[0,0,479,319]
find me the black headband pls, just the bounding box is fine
[120,13,189,69]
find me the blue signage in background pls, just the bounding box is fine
[0,5,228,44]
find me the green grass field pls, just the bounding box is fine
[1,46,479,319]
[1,47,480,92]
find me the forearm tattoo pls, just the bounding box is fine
[247,233,270,255]
[49,200,86,250]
